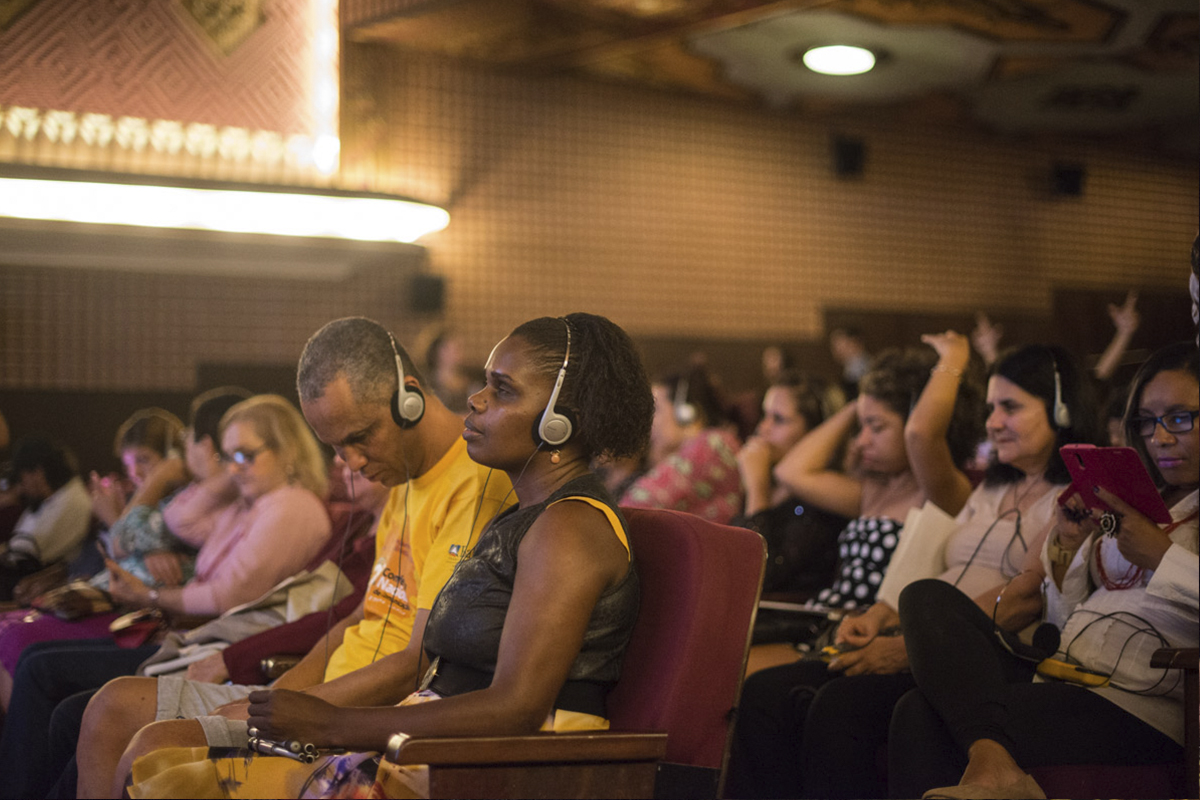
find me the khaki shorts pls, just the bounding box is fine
[156,675,266,747]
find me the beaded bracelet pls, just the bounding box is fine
[930,364,963,377]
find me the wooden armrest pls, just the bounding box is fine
[385,731,667,766]
[1150,648,1198,671]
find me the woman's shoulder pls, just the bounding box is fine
[252,484,330,526]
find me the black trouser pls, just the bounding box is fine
[728,646,915,798]
[801,671,916,798]
[0,638,156,799]
[726,657,834,798]
[890,579,1181,798]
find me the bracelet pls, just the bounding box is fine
[147,588,161,606]
[930,364,963,377]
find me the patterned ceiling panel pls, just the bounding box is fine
[830,0,1124,44]
[0,0,314,134]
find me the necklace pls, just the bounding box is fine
[1006,473,1046,515]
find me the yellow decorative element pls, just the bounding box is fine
[114,116,150,151]
[42,111,79,144]
[4,106,40,140]
[78,113,114,147]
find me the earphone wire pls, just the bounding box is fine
[1059,608,1177,696]
[320,468,358,676]
[411,446,541,694]
[371,466,412,665]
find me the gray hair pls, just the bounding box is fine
[296,317,423,405]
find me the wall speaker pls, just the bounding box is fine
[409,274,445,314]
[832,135,866,179]
[1051,163,1086,196]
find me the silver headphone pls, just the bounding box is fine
[673,377,697,426]
[1049,352,1072,429]
[537,319,574,447]
[387,332,425,428]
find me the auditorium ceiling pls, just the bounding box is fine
[343,0,1198,152]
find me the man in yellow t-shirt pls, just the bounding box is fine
[76,318,512,797]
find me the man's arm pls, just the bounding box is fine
[271,601,365,691]
[301,608,430,707]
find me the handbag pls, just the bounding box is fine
[32,579,115,620]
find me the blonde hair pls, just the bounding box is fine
[219,395,328,498]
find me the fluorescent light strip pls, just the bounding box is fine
[0,178,449,243]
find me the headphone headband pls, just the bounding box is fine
[1048,350,1072,430]
[537,319,574,447]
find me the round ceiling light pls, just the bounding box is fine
[801,45,877,76]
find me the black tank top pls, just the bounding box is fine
[423,473,640,701]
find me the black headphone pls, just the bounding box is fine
[673,377,697,426]
[387,332,425,428]
[535,318,575,447]
[1048,351,1072,429]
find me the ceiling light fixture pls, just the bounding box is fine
[0,173,449,243]
[801,45,877,76]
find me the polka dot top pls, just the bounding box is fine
[815,516,902,609]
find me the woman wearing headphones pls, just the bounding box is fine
[729,343,1106,798]
[890,341,1198,799]
[621,365,743,523]
[125,313,657,799]
[790,345,1106,799]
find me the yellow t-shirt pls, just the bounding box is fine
[324,438,513,681]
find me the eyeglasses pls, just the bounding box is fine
[1129,410,1199,438]
[219,445,270,466]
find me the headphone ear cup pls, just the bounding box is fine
[1054,401,1072,429]
[537,407,575,447]
[1050,363,1071,429]
[675,402,697,427]
[392,385,425,429]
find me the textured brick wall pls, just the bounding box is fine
[0,260,427,390]
[0,45,1195,392]
[341,46,1198,363]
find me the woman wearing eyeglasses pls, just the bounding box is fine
[103,395,331,618]
[890,341,1199,800]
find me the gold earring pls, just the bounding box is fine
[550,450,561,464]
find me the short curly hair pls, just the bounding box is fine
[508,313,654,462]
[859,346,986,469]
[297,317,423,406]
